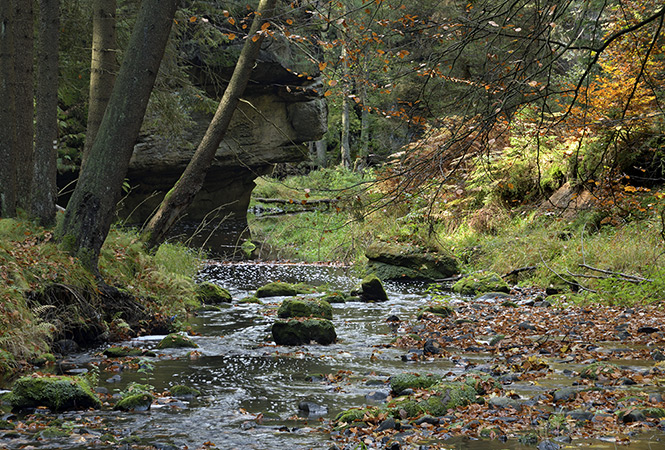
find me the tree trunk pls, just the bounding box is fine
[56,0,179,273]
[141,0,277,250]
[315,138,327,168]
[358,80,369,163]
[31,0,59,226]
[339,42,351,169]
[13,0,34,211]
[340,94,351,169]
[82,0,117,169]
[0,1,17,218]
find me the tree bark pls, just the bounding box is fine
[56,0,179,273]
[0,1,17,217]
[339,43,351,169]
[82,0,117,169]
[13,0,34,211]
[315,138,327,168]
[141,0,277,250]
[31,0,59,226]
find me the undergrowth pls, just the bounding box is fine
[0,216,201,375]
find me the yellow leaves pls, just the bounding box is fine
[189,16,197,23]
[328,79,337,87]
[260,22,271,31]
[226,33,236,40]
[324,91,333,97]
[318,61,328,71]
[228,17,236,25]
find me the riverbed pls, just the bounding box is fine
[2,262,665,449]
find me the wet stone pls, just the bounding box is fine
[537,440,560,450]
[553,387,577,402]
[622,409,647,423]
[298,401,328,416]
[365,391,389,402]
[377,417,397,432]
[638,326,660,334]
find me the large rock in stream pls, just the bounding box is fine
[365,242,458,281]
[272,318,336,345]
[7,375,101,411]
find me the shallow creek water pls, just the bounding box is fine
[2,263,665,449]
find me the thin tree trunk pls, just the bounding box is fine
[31,0,59,226]
[340,94,351,169]
[56,0,179,273]
[358,79,369,163]
[142,0,277,250]
[13,0,34,210]
[340,43,351,169]
[82,0,117,169]
[315,138,327,168]
[0,2,17,217]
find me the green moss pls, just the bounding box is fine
[277,297,333,320]
[390,373,442,395]
[36,426,71,439]
[387,382,476,418]
[642,407,665,418]
[9,375,101,411]
[103,346,145,358]
[359,273,388,301]
[271,318,336,345]
[417,302,454,319]
[335,406,379,424]
[156,333,198,349]
[320,291,348,303]
[0,420,16,430]
[580,361,622,380]
[452,272,510,296]
[169,385,201,398]
[196,282,232,304]
[256,281,298,298]
[238,295,262,304]
[114,392,153,411]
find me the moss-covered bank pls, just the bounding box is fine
[0,217,202,375]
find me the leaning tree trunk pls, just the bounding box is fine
[13,0,34,211]
[141,0,277,250]
[82,0,117,169]
[339,42,351,169]
[56,0,179,273]
[0,1,17,218]
[30,0,59,226]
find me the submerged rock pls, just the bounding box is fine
[365,242,458,280]
[387,382,477,417]
[156,333,198,349]
[298,401,328,416]
[272,318,336,345]
[8,375,101,411]
[452,272,510,296]
[196,282,232,304]
[277,297,333,320]
[169,385,201,399]
[417,302,454,319]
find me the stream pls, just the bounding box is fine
[2,263,665,449]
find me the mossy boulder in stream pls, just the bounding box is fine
[416,302,454,319]
[452,271,510,296]
[277,297,333,320]
[256,281,316,298]
[8,375,101,411]
[387,382,477,418]
[358,274,388,302]
[272,318,336,345]
[169,385,201,399]
[365,242,459,280]
[115,392,153,411]
[390,373,443,395]
[196,282,232,304]
[156,333,198,349]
